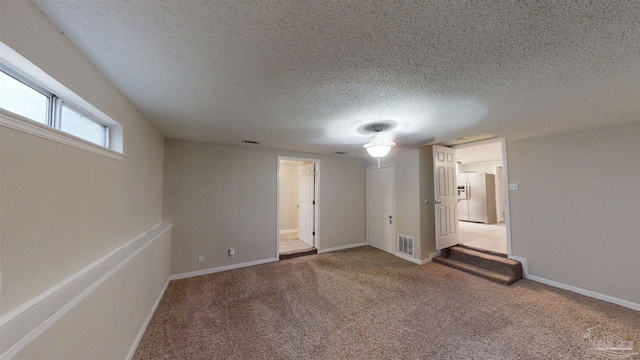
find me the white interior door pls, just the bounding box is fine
[366,166,395,253]
[433,145,459,250]
[297,163,315,246]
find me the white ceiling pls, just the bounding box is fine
[33,1,640,157]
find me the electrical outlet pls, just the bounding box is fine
[198,255,204,263]
[228,248,235,258]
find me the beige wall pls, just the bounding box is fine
[278,162,299,230]
[15,230,171,360]
[419,146,437,259]
[0,1,167,358]
[508,122,640,304]
[0,0,165,315]
[164,139,367,275]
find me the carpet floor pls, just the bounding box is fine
[134,246,639,359]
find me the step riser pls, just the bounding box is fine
[450,251,521,277]
[435,246,523,285]
[433,258,516,285]
[279,249,317,260]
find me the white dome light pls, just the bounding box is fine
[363,137,395,158]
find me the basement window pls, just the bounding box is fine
[0,70,49,125]
[0,42,123,159]
[59,102,108,147]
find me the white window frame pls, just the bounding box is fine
[57,100,110,148]
[0,41,124,160]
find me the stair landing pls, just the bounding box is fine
[434,246,522,285]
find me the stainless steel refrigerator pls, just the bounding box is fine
[457,172,497,224]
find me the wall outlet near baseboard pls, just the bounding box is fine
[228,248,235,258]
[198,255,204,263]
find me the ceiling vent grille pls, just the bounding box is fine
[398,235,414,257]
[241,140,260,144]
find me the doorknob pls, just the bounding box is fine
[388,215,393,224]
[433,200,442,204]
[296,205,300,208]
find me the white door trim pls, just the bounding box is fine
[276,156,321,258]
[500,139,513,255]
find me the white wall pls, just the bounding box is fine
[278,162,299,231]
[164,139,368,276]
[0,1,168,358]
[508,122,640,305]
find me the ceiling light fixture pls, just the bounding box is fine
[363,123,396,170]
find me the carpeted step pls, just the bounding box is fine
[433,246,522,285]
[279,248,317,260]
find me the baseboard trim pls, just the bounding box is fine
[525,274,640,311]
[278,229,298,234]
[507,255,529,276]
[317,242,367,254]
[169,258,279,281]
[394,252,423,265]
[0,223,172,360]
[409,250,442,265]
[429,250,442,262]
[126,278,170,360]
[506,255,637,310]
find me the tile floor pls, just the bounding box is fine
[279,232,313,253]
[279,224,506,255]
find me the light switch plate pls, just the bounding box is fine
[508,183,519,191]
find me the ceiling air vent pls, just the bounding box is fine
[241,140,260,144]
[334,152,347,155]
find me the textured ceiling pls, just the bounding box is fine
[33,0,640,157]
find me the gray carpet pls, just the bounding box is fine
[134,246,639,359]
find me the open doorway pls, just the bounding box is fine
[277,157,319,259]
[452,139,508,254]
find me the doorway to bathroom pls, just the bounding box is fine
[277,157,319,259]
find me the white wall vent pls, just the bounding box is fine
[398,235,414,257]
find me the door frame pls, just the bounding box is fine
[450,137,513,255]
[365,164,396,254]
[276,156,321,258]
